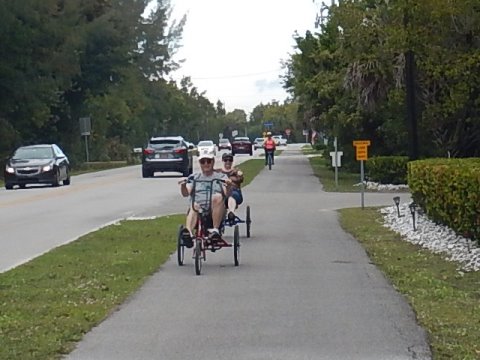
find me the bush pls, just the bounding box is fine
[408,158,480,243]
[367,156,409,184]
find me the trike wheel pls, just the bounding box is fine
[246,205,251,238]
[194,240,202,275]
[177,225,185,266]
[234,225,240,266]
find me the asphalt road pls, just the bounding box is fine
[64,145,431,360]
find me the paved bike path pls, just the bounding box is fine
[66,148,431,360]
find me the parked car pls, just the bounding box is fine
[273,135,288,146]
[4,144,71,190]
[253,137,264,150]
[218,138,232,151]
[142,136,193,178]
[231,137,253,156]
[197,140,216,156]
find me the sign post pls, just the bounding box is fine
[79,117,91,162]
[353,140,371,209]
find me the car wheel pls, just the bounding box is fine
[182,167,190,177]
[5,183,14,190]
[19,184,26,189]
[52,169,60,187]
[63,170,71,185]
[142,168,151,178]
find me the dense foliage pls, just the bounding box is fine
[283,0,480,166]
[0,0,243,165]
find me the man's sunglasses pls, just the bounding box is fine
[223,158,233,162]
[199,158,213,165]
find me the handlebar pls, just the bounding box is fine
[186,178,228,213]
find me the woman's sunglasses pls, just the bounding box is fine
[199,158,213,165]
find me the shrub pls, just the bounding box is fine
[367,156,409,184]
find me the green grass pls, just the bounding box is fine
[237,159,266,186]
[339,207,480,360]
[0,215,183,359]
[308,155,364,192]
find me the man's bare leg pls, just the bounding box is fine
[211,194,226,229]
[185,207,197,234]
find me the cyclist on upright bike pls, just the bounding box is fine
[263,132,276,166]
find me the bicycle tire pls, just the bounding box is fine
[194,240,202,275]
[246,206,251,238]
[177,225,185,266]
[234,225,240,266]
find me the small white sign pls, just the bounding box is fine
[232,130,238,137]
[329,151,343,167]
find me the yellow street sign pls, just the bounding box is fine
[355,145,368,160]
[353,140,371,160]
[353,140,371,146]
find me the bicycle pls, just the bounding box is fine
[177,178,240,275]
[265,149,274,170]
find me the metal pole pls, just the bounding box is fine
[84,135,90,162]
[334,137,338,189]
[360,160,365,209]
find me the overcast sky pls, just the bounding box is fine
[167,0,319,114]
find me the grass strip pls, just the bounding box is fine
[339,207,480,360]
[308,155,363,192]
[236,159,265,186]
[0,215,183,360]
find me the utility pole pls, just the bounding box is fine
[404,1,419,160]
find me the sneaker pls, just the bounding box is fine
[181,228,193,248]
[208,228,221,240]
[227,211,236,224]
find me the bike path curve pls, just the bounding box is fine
[66,147,431,360]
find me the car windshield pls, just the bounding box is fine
[13,147,53,160]
[149,139,182,150]
[234,137,249,141]
[219,139,229,143]
[255,138,263,142]
[198,141,213,146]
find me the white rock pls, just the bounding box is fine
[381,203,480,272]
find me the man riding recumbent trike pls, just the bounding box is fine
[177,152,250,275]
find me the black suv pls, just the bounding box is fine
[142,136,193,178]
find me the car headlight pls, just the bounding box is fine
[42,164,53,172]
[6,166,14,174]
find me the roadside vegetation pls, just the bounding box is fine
[0,215,182,359]
[339,208,480,359]
[302,145,368,192]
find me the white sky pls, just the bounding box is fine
[167,0,319,114]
